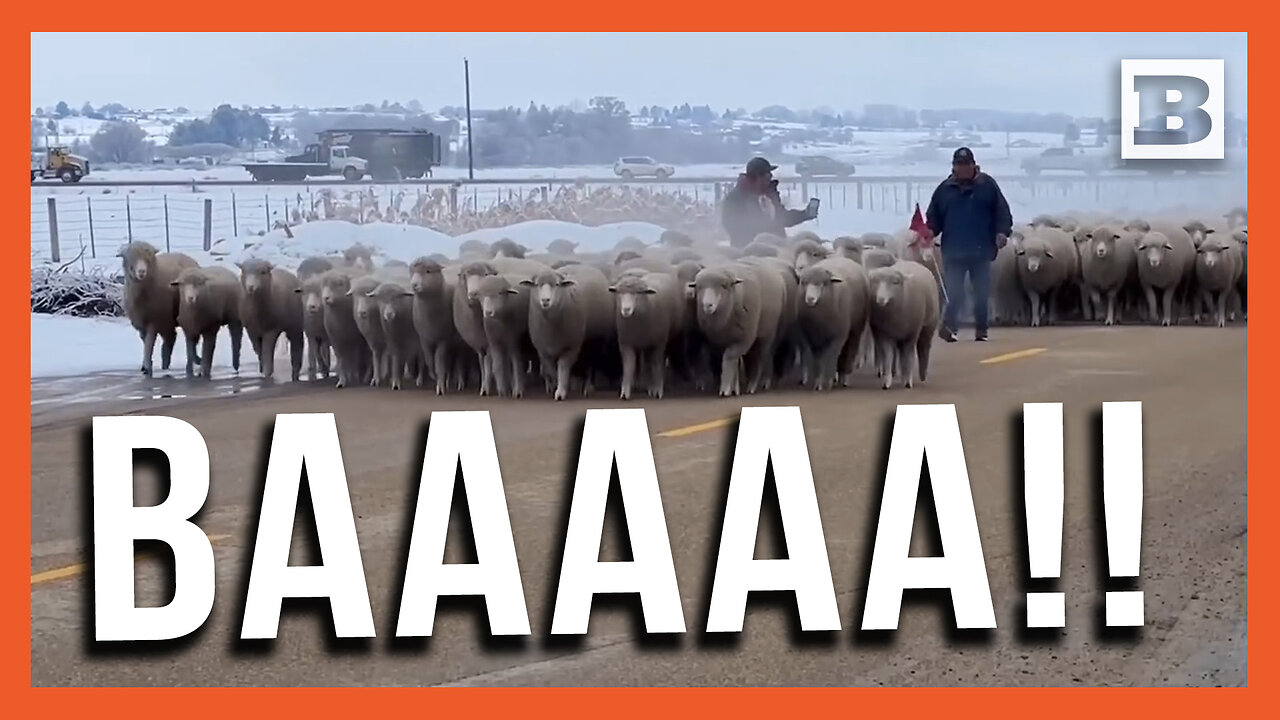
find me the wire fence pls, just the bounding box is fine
[30,174,1247,264]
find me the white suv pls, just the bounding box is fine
[613,156,675,179]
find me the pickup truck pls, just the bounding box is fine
[243,144,368,183]
[1020,147,1113,176]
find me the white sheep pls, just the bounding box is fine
[610,271,684,400]
[476,273,534,399]
[368,281,422,390]
[452,261,500,395]
[320,268,372,388]
[689,262,783,397]
[408,257,464,395]
[522,263,614,400]
[349,273,390,386]
[235,258,304,381]
[296,275,332,381]
[1013,227,1078,327]
[1134,228,1195,326]
[171,265,243,379]
[1080,225,1139,326]
[1193,231,1244,327]
[796,256,870,391]
[117,241,199,377]
[867,261,940,391]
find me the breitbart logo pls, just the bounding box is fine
[1120,59,1225,161]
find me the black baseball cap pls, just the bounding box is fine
[952,147,976,164]
[745,156,778,177]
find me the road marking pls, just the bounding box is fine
[980,347,1048,365]
[656,416,735,438]
[31,533,232,587]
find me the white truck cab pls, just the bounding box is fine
[329,145,368,181]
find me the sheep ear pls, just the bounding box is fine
[732,278,744,285]
[518,279,534,286]
[1084,232,1094,240]
[1044,250,1055,259]
[366,290,378,297]
[643,288,658,295]
[560,278,576,287]
[344,289,353,296]
[506,288,520,295]
[830,276,844,283]
[234,261,244,270]
[608,286,617,293]
[403,290,415,297]
[686,282,696,290]
[169,280,180,287]
[293,287,302,293]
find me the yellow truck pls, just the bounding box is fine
[31,147,90,183]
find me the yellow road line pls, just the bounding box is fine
[980,347,1048,365]
[31,533,232,587]
[656,416,735,439]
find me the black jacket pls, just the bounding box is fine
[925,170,1013,261]
[721,176,810,247]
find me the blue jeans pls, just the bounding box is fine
[942,254,991,333]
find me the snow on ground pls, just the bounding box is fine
[31,313,242,379]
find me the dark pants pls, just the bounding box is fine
[942,254,992,333]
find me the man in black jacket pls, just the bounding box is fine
[925,147,1013,343]
[720,157,817,247]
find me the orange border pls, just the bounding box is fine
[17,23,1257,710]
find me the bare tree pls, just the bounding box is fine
[89,122,152,163]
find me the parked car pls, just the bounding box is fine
[1020,146,1113,176]
[613,156,675,179]
[795,155,856,177]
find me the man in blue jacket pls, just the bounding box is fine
[925,147,1013,342]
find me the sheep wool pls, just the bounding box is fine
[867,260,941,391]
[236,258,305,382]
[118,241,199,377]
[171,265,243,380]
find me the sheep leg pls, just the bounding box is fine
[319,339,332,379]
[877,336,896,390]
[491,349,510,397]
[334,345,349,389]
[640,344,664,399]
[620,346,637,400]
[816,343,841,391]
[368,347,383,387]
[261,331,283,380]
[511,349,526,399]
[160,331,176,371]
[900,337,919,389]
[1026,291,1041,327]
[199,330,218,379]
[1143,285,1160,325]
[140,328,159,377]
[434,344,450,395]
[1104,290,1118,327]
[183,332,198,378]
[916,329,934,383]
[1078,283,1094,321]
[306,336,320,381]
[388,351,404,391]
[553,355,574,401]
[1160,286,1176,327]
[718,349,741,398]
[1047,291,1059,326]
[227,323,243,374]
[1215,290,1228,328]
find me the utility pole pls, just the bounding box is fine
[464,57,475,180]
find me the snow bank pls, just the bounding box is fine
[30,313,242,379]
[452,220,667,253]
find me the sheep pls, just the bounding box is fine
[236,258,304,381]
[409,257,463,395]
[668,248,703,265]
[547,239,579,256]
[832,236,862,262]
[752,232,790,249]
[343,243,375,273]
[672,260,711,388]
[659,230,695,248]
[689,262,783,397]
[117,241,198,377]
[740,256,801,389]
[171,265,243,379]
[320,269,372,388]
[1194,231,1244,327]
[791,238,830,272]
[297,256,337,283]
[522,264,614,400]
[452,261,501,395]
[990,240,1027,326]
[741,241,781,258]
[1079,225,1139,326]
[861,248,899,270]
[383,259,410,272]
[615,254,677,278]
[859,232,894,250]
[349,274,391,386]
[367,281,421,390]
[796,257,870,391]
[296,275,333,380]
[490,238,528,259]
[475,273,534,398]
[610,271,684,400]
[1134,228,1195,326]
[458,239,490,259]
[866,261,941,391]
[1234,228,1248,318]
[1013,227,1077,327]
[612,236,649,255]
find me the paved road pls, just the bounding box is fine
[29,326,1248,686]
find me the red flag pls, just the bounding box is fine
[909,203,933,250]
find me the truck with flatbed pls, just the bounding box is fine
[242,128,444,183]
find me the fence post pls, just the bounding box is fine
[86,197,96,258]
[46,197,60,263]
[163,195,171,252]
[126,195,133,241]
[203,198,213,251]
[449,184,459,218]
[264,194,271,232]
[856,182,864,210]
[231,192,238,237]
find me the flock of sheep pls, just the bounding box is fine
[114,203,1246,401]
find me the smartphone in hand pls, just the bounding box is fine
[807,198,820,216]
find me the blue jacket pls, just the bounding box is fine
[925,172,1013,261]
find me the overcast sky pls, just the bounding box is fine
[32,32,1247,117]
